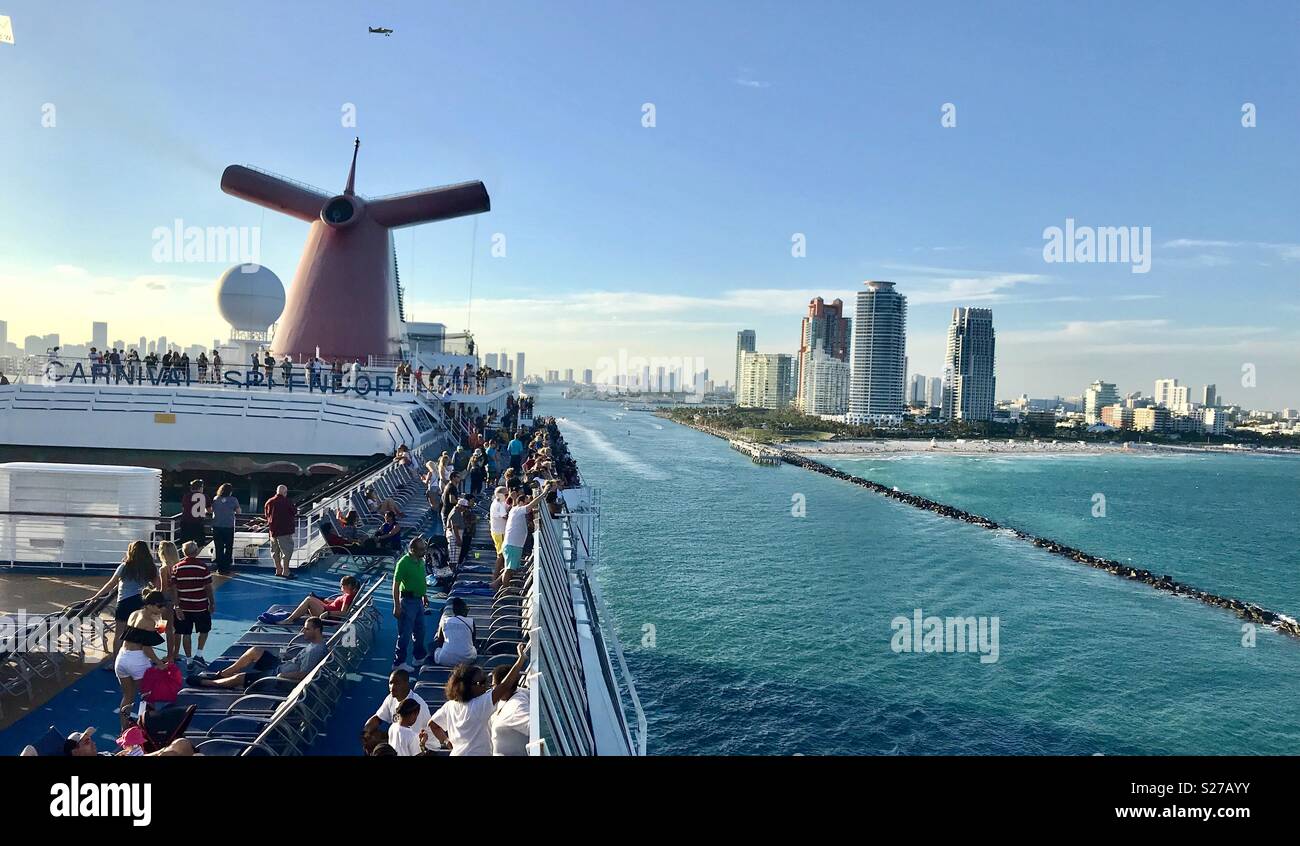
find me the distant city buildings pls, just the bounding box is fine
[941,307,995,422]
[1153,378,1179,408]
[847,281,907,425]
[735,329,756,403]
[908,373,927,406]
[802,349,850,415]
[796,297,850,413]
[1202,384,1217,407]
[738,351,796,409]
[1084,380,1120,424]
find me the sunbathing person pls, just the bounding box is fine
[189,617,327,689]
[278,575,361,624]
[365,486,404,519]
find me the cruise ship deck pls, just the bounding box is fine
[0,422,644,756]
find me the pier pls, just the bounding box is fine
[729,439,783,465]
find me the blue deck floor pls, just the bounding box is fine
[1,557,398,756]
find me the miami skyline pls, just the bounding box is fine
[1,0,1297,406]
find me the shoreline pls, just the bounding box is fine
[666,415,1300,639]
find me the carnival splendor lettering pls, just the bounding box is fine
[47,364,394,397]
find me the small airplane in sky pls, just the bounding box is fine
[368,26,393,36]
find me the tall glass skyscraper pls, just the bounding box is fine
[848,281,907,424]
[941,307,996,421]
[734,329,756,398]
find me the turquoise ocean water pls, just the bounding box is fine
[544,393,1300,755]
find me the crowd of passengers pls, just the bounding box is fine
[23,414,577,757]
[76,346,520,398]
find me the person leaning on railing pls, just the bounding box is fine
[210,483,241,574]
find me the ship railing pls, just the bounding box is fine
[557,491,644,755]
[9,355,418,395]
[280,440,444,571]
[528,502,644,755]
[0,510,172,570]
[528,508,596,755]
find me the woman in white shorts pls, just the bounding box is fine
[114,590,172,731]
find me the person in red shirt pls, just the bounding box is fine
[281,575,361,624]
[263,485,298,578]
[178,479,208,549]
[172,540,215,665]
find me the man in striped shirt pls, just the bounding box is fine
[173,540,215,665]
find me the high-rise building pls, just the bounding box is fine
[1169,384,1192,414]
[582,369,593,385]
[735,329,756,403]
[796,298,850,412]
[1202,384,1217,407]
[848,281,907,425]
[515,352,525,382]
[941,308,995,421]
[92,322,108,350]
[1154,378,1179,408]
[484,352,498,369]
[564,368,574,383]
[0,320,7,350]
[908,373,927,406]
[1203,407,1228,435]
[1101,405,1133,429]
[1084,380,1120,424]
[803,349,850,414]
[1133,406,1171,432]
[738,351,796,409]
[925,376,942,410]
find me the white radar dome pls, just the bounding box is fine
[216,264,286,330]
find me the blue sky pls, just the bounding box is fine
[1,0,1297,406]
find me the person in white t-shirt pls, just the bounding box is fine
[429,642,528,756]
[364,668,431,739]
[489,486,510,586]
[433,597,477,667]
[388,698,428,756]
[490,663,531,756]
[501,480,554,590]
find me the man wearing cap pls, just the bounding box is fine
[445,497,474,566]
[62,727,195,757]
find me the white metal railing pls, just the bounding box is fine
[558,493,645,756]
[528,496,644,755]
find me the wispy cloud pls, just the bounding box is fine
[1162,239,1300,263]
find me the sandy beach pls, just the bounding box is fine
[788,438,1300,459]
[791,438,1143,457]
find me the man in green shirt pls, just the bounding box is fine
[392,537,428,670]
